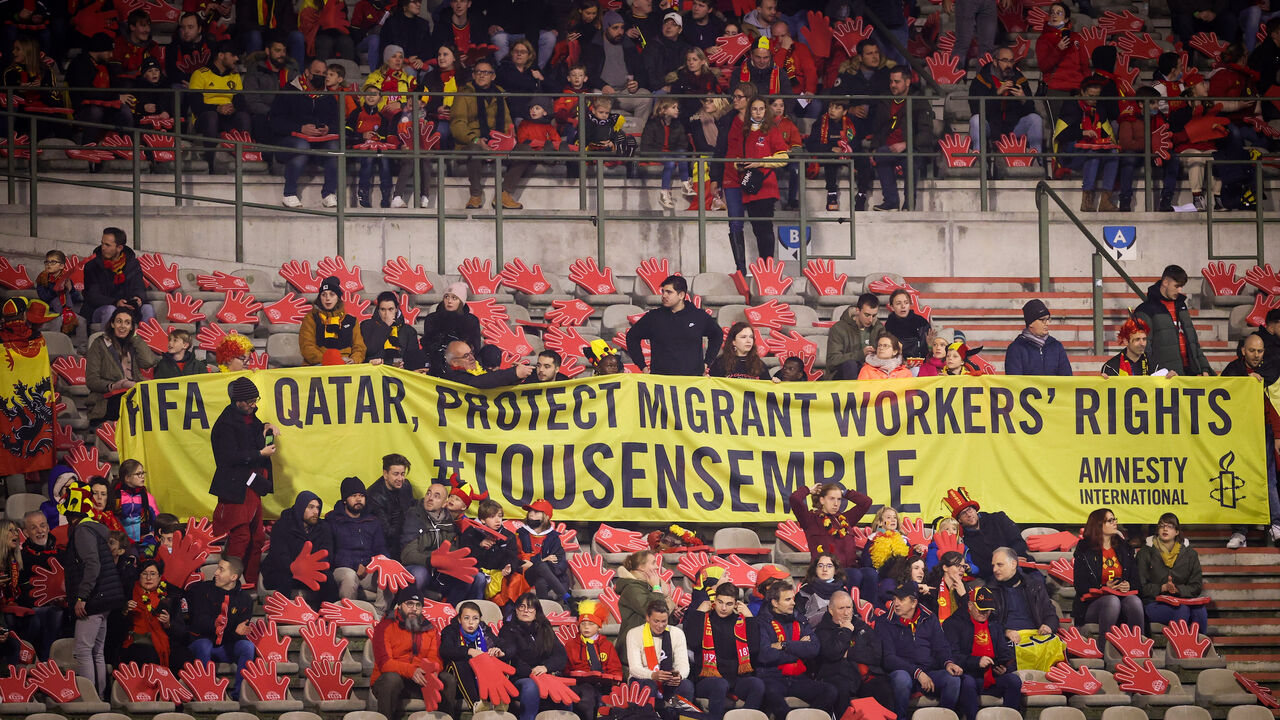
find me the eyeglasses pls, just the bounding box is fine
[815,562,835,569]
[43,260,63,265]
[1104,517,1118,523]
[731,93,746,99]
[474,69,495,75]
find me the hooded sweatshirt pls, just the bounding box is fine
[262,490,334,591]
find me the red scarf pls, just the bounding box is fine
[125,583,172,664]
[104,253,127,284]
[700,613,752,678]
[739,64,780,94]
[970,618,995,688]
[770,619,806,675]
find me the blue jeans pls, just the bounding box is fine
[18,604,64,661]
[190,637,255,699]
[1062,141,1119,191]
[1144,601,1210,633]
[724,185,745,234]
[278,136,338,197]
[845,566,881,607]
[1242,8,1280,50]
[890,669,963,720]
[515,677,568,720]
[492,31,557,67]
[358,157,393,196]
[92,303,155,326]
[696,675,765,719]
[974,670,1023,713]
[407,564,487,603]
[969,113,1045,152]
[660,161,689,190]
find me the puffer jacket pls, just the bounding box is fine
[325,501,388,570]
[299,302,366,365]
[1132,282,1212,376]
[67,519,125,614]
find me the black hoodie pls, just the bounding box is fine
[262,490,334,592]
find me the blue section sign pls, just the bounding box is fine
[1103,226,1137,250]
[778,225,812,251]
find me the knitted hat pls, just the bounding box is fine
[227,377,259,402]
[393,587,425,607]
[444,282,469,303]
[139,56,162,76]
[383,44,405,64]
[942,486,980,519]
[602,10,623,26]
[340,476,366,500]
[1021,298,1050,326]
[529,95,553,117]
[318,275,343,296]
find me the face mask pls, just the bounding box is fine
[310,74,325,89]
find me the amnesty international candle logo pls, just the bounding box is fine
[1209,451,1246,509]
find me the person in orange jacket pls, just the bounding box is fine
[371,588,458,720]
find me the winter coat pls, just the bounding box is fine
[85,331,158,421]
[1132,282,1212,376]
[325,502,388,571]
[1036,24,1091,92]
[379,11,434,62]
[564,632,624,679]
[399,504,457,568]
[66,518,124,614]
[451,83,515,146]
[262,490,334,592]
[1004,333,1073,376]
[826,311,884,379]
[209,403,274,504]
[613,568,672,647]
[498,618,568,679]
[961,511,1029,581]
[885,311,931,359]
[814,612,884,689]
[756,606,822,682]
[361,317,426,370]
[968,61,1036,138]
[370,615,442,684]
[880,608,954,674]
[81,245,148,321]
[582,34,645,90]
[991,570,1060,633]
[626,302,722,375]
[943,610,1016,674]
[153,350,209,378]
[366,478,416,560]
[682,607,760,679]
[858,358,913,380]
[420,303,484,367]
[639,117,690,154]
[495,58,544,121]
[872,89,936,151]
[1072,540,1139,621]
[798,578,846,628]
[242,54,298,116]
[791,485,873,569]
[643,34,691,89]
[299,303,366,365]
[721,116,789,203]
[1136,538,1203,603]
[269,75,342,138]
[185,579,255,646]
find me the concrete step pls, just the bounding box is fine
[1205,617,1280,635]
[1196,548,1280,566]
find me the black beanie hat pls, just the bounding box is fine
[228,377,259,402]
[340,476,366,500]
[318,275,343,297]
[1021,298,1050,326]
[89,34,114,53]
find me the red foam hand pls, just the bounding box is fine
[100,132,134,160]
[546,610,576,626]
[290,541,331,590]
[1098,9,1143,34]
[939,133,977,167]
[900,517,929,548]
[997,3,1026,32]
[383,256,433,294]
[0,258,33,290]
[1244,263,1280,295]
[305,658,354,701]
[767,329,817,359]
[66,144,116,164]
[320,598,377,626]
[1027,6,1049,30]
[264,591,320,625]
[165,291,207,324]
[1026,530,1079,552]
[832,16,873,56]
[850,525,875,550]
[1115,57,1139,96]
[430,540,480,582]
[1202,262,1245,296]
[598,585,621,621]
[744,300,796,330]
[181,660,229,702]
[247,619,291,662]
[569,257,618,295]
[546,299,596,328]
[994,133,1037,167]
[708,33,752,66]
[500,258,551,294]
[422,599,458,630]
[543,326,589,360]
[1190,31,1227,59]
[0,134,33,159]
[636,258,672,294]
[557,523,580,551]
[418,659,445,709]
[801,11,833,58]
[1235,672,1280,709]
[1156,595,1210,607]
[1149,123,1172,166]
[1114,658,1168,695]
[280,260,321,293]
[263,292,309,325]
[487,130,518,153]
[605,680,655,710]
[1011,35,1032,62]
[95,421,116,451]
[459,258,503,294]
[750,257,794,296]
[1021,680,1068,695]
[937,31,956,55]
[29,660,80,702]
[367,555,414,592]
[1075,25,1106,56]
[67,443,109,481]
[568,552,616,590]
[216,291,261,324]
[196,323,228,351]
[52,356,86,386]
[670,584,691,608]
[158,529,210,587]
[481,319,533,363]
[555,624,580,644]
[218,129,263,162]
[776,520,809,552]
[1115,32,1163,60]
[932,530,964,558]
[1162,620,1210,659]
[1058,626,1102,658]
[136,319,171,354]
[1245,116,1280,139]
[140,114,175,130]
[143,134,175,162]
[0,667,38,703]
[926,51,965,85]
[1106,624,1153,660]
[197,270,249,292]
[1247,294,1280,328]
[533,673,580,704]
[343,290,372,322]
[246,351,269,370]
[146,663,192,703]
[1044,662,1103,694]
[398,294,421,325]
[318,256,364,292]
[677,551,713,580]
[715,555,758,588]
[64,254,86,291]
[1047,557,1075,585]
[594,523,648,553]
[468,297,509,326]
[470,653,519,705]
[398,118,441,150]
[242,659,290,701]
[802,259,848,297]
[29,558,65,607]
[15,636,36,664]
[54,422,77,450]
[842,697,897,720]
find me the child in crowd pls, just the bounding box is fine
[639,97,689,209]
[439,601,505,712]
[154,329,205,378]
[770,97,804,211]
[516,499,571,604]
[553,65,593,146]
[346,85,395,208]
[110,459,160,552]
[583,95,636,159]
[562,599,622,720]
[35,250,81,335]
[805,98,858,211]
[460,499,531,606]
[516,96,562,177]
[131,56,172,122]
[883,288,931,359]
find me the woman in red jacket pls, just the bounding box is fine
[720,95,789,276]
[1035,3,1091,111]
[789,483,879,603]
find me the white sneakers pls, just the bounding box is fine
[281,195,302,208]
[390,195,407,208]
[1270,524,1280,542]
[321,194,337,208]
[1227,532,1247,549]
[421,195,430,208]
[658,190,674,209]
[681,179,696,197]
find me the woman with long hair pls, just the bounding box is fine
[0,519,22,665]
[498,593,570,720]
[2,35,67,135]
[717,92,789,276]
[797,551,848,626]
[1073,507,1143,639]
[688,95,730,211]
[709,322,772,379]
[299,275,366,365]
[86,307,158,425]
[924,550,969,623]
[671,47,722,121]
[789,482,878,602]
[613,550,671,643]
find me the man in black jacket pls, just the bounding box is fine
[643,13,691,90]
[210,376,277,587]
[989,547,1065,671]
[871,67,935,211]
[831,40,890,210]
[64,481,124,696]
[1132,266,1213,376]
[262,490,336,603]
[270,58,342,207]
[814,590,896,714]
[626,275,721,376]
[967,47,1042,152]
[367,453,417,560]
[680,0,724,50]
[439,340,533,387]
[757,581,837,718]
[186,558,256,700]
[82,227,154,325]
[684,582,765,719]
[943,487,1030,581]
[65,33,133,144]
[943,587,1022,712]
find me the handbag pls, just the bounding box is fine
[737,121,771,195]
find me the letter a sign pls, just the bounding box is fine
[1102,226,1138,260]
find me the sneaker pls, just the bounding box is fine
[681,179,696,196]
[390,195,407,208]
[711,194,727,211]
[1193,194,1206,212]
[357,190,371,208]
[1269,524,1280,542]
[827,191,839,211]
[1227,532,1247,549]
[321,194,338,208]
[466,195,484,209]
[659,189,674,209]
[854,192,868,212]
[282,195,302,208]
[420,195,430,208]
[873,201,897,211]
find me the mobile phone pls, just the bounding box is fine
[264,432,275,446]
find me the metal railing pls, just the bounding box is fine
[3,86,1276,275]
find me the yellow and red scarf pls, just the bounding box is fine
[770,619,806,676]
[700,613,752,678]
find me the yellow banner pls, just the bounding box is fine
[0,339,55,475]
[119,367,1271,524]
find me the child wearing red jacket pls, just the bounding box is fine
[563,600,623,720]
[770,97,804,211]
[516,97,562,177]
[346,87,395,208]
[552,64,594,144]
